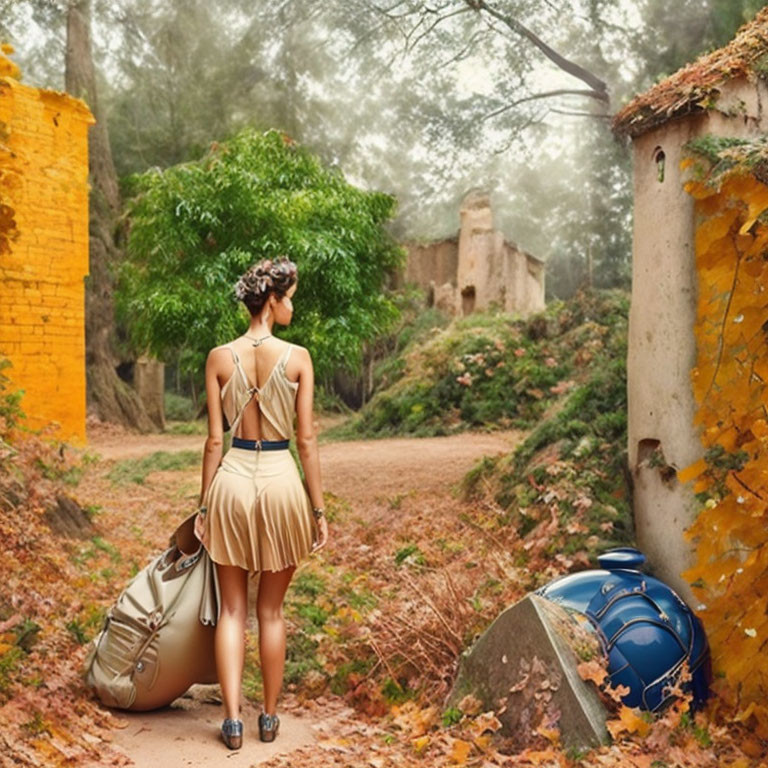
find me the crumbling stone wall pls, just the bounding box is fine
[0,47,94,444]
[403,191,545,317]
[403,238,458,290]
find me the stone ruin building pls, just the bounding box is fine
[402,191,545,317]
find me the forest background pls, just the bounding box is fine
[2,2,768,766]
[3,0,764,424]
[3,0,764,301]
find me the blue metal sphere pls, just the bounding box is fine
[535,547,711,712]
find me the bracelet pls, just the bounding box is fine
[312,507,325,520]
[198,505,207,517]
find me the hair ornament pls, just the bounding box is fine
[233,256,298,316]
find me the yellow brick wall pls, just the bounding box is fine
[0,54,94,445]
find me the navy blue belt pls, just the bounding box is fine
[232,436,290,451]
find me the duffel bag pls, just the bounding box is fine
[82,512,220,710]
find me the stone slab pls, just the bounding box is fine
[447,594,608,750]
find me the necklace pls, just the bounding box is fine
[243,332,273,347]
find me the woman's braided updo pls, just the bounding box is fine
[234,257,298,317]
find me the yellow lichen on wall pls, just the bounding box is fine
[679,166,768,736]
[0,48,94,444]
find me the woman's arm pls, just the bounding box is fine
[199,347,225,507]
[293,346,328,550]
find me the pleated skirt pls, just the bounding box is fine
[200,446,318,576]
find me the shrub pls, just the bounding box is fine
[339,289,629,438]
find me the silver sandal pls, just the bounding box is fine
[221,717,243,749]
[258,712,280,742]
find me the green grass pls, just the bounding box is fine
[394,543,426,567]
[381,676,417,704]
[442,706,463,727]
[242,633,264,701]
[66,620,89,645]
[107,450,200,484]
[0,645,26,703]
[21,711,50,736]
[314,386,355,415]
[283,628,325,686]
[33,450,99,487]
[0,356,25,434]
[164,419,207,435]
[13,619,41,653]
[82,503,103,519]
[292,570,326,598]
[330,658,376,695]
[70,536,123,568]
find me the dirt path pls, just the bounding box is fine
[86,424,520,500]
[88,690,318,768]
[82,421,522,766]
[318,431,520,503]
[84,414,349,461]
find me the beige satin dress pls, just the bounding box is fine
[199,342,318,576]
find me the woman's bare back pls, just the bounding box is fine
[216,337,301,441]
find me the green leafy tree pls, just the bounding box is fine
[118,127,404,384]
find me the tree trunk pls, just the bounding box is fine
[65,0,156,432]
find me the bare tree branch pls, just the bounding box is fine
[467,0,609,101]
[548,107,612,118]
[490,109,546,154]
[435,26,490,68]
[405,6,473,53]
[347,18,397,52]
[422,2,457,14]
[366,0,413,19]
[362,0,610,110]
[482,88,606,121]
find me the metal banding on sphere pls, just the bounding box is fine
[536,547,711,712]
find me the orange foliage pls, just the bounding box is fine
[606,706,651,740]
[681,168,768,736]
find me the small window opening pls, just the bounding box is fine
[653,147,665,183]
[637,438,660,465]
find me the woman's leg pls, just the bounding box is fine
[256,566,296,714]
[215,562,249,720]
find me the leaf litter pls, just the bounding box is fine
[0,411,764,766]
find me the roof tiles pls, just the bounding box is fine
[613,8,768,138]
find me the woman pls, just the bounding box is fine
[194,256,329,750]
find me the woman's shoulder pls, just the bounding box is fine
[286,342,311,360]
[206,344,234,364]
